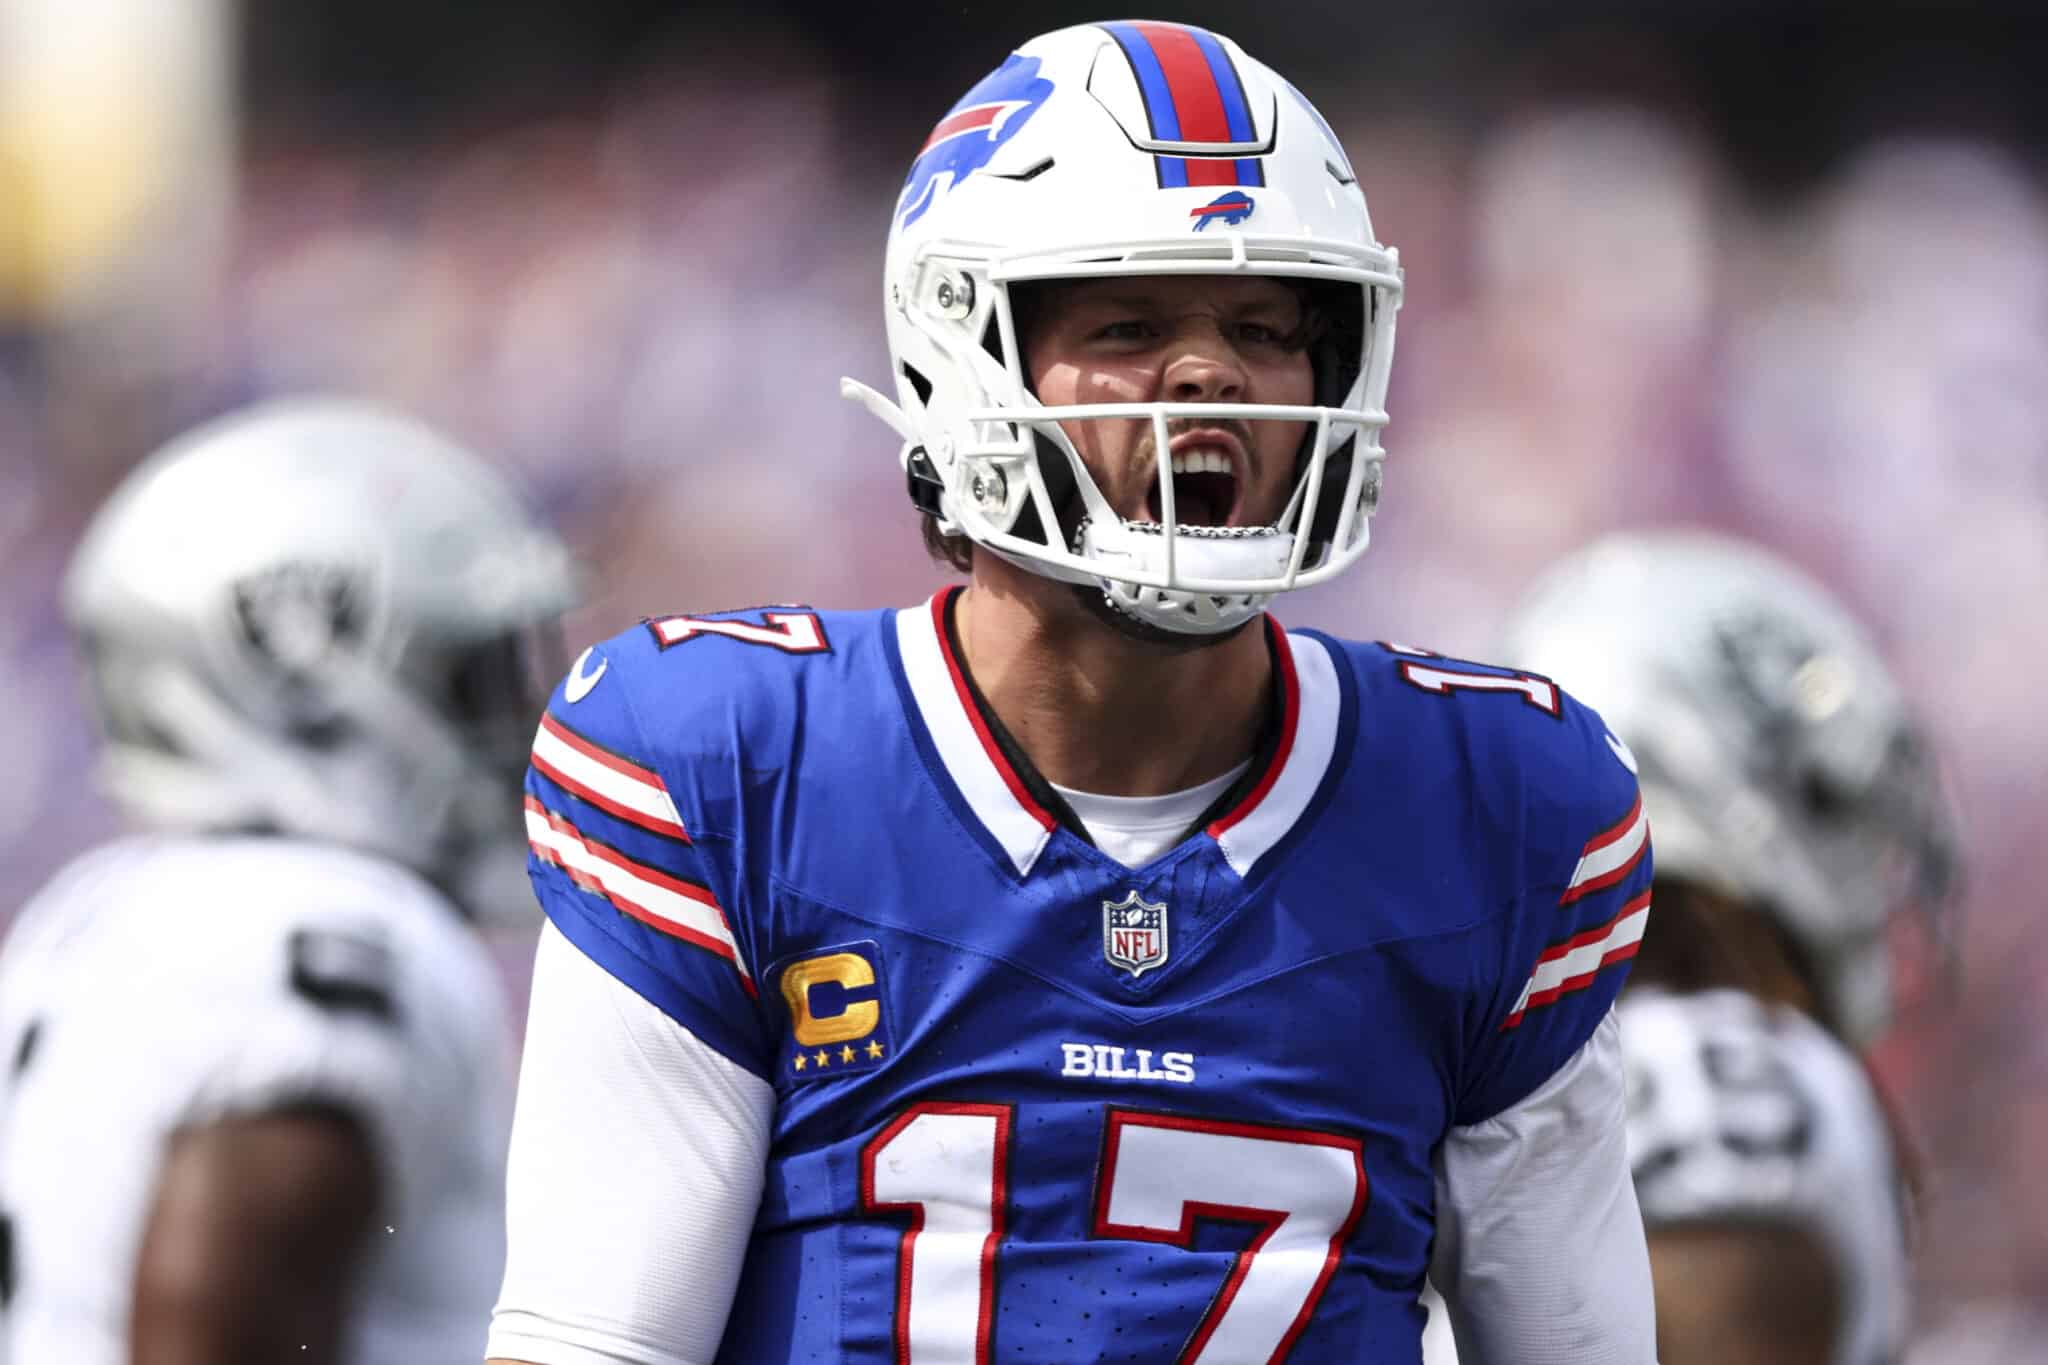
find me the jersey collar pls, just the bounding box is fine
[892,587,1343,880]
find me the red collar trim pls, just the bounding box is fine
[1206,614,1299,839]
[929,588,1058,833]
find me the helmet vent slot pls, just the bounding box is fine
[993,157,1055,182]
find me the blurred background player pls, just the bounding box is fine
[0,399,577,1364]
[1496,531,1959,1051]
[1618,986,1908,1365]
[1495,530,1960,1363]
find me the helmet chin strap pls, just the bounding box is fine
[1069,579,1258,651]
[1026,407,1286,637]
[1072,515,1291,637]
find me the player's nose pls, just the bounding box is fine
[1162,322,1247,404]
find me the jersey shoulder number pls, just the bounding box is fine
[645,606,831,654]
[1376,640,1560,715]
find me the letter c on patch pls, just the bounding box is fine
[781,952,880,1046]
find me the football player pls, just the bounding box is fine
[1619,988,1908,1365]
[1493,530,1960,1364]
[0,400,577,1365]
[488,22,1656,1365]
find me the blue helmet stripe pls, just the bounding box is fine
[1101,22,1183,143]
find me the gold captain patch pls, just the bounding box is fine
[773,941,892,1084]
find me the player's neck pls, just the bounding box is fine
[953,566,1272,798]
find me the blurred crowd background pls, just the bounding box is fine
[4,0,2046,1354]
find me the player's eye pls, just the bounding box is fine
[1093,319,1157,342]
[1233,319,1297,347]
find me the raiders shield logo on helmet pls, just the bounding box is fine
[1102,889,1169,979]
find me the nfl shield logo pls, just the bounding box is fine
[1102,890,1169,979]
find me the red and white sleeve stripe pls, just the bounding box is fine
[1502,893,1650,1030]
[525,799,754,997]
[1559,794,1649,906]
[530,713,690,841]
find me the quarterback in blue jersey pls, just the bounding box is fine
[488,21,1656,1365]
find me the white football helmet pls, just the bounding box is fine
[842,20,1403,635]
[63,398,579,912]
[1498,531,1960,1044]
[1621,989,1910,1365]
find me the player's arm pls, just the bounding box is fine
[1431,694,1659,1363]
[485,923,772,1365]
[492,638,779,1365]
[131,1105,379,1365]
[1429,1008,1657,1364]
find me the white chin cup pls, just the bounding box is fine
[1075,517,1293,635]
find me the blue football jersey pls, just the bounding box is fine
[522,590,1651,1364]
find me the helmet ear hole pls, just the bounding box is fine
[1303,434,1359,553]
[1005,431,1077,550]
[901,363,935,407]
[1303,280,1366,409]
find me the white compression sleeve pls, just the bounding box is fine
[487,922,775,1365]
[1429,1008,1657,1365]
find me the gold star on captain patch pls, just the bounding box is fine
[866,1040,885,1059]
[792,1052,807,1071]
[814,1050,830,1068]
[840,1044,857,1063]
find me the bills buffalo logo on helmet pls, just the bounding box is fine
[1191,191,1255,231]
[897,53,1056,227]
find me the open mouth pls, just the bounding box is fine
[1146,444,1243,528]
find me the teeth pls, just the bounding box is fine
[1169,448,1233,476]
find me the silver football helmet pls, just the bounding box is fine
[63,397,578,912]
[1498,531,1959,1044]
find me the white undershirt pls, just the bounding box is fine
[1050,760,1250,867]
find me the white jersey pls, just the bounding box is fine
[1422,986,1909,1365]
[1620,987,1909,1365]
[0,834,514,1365]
